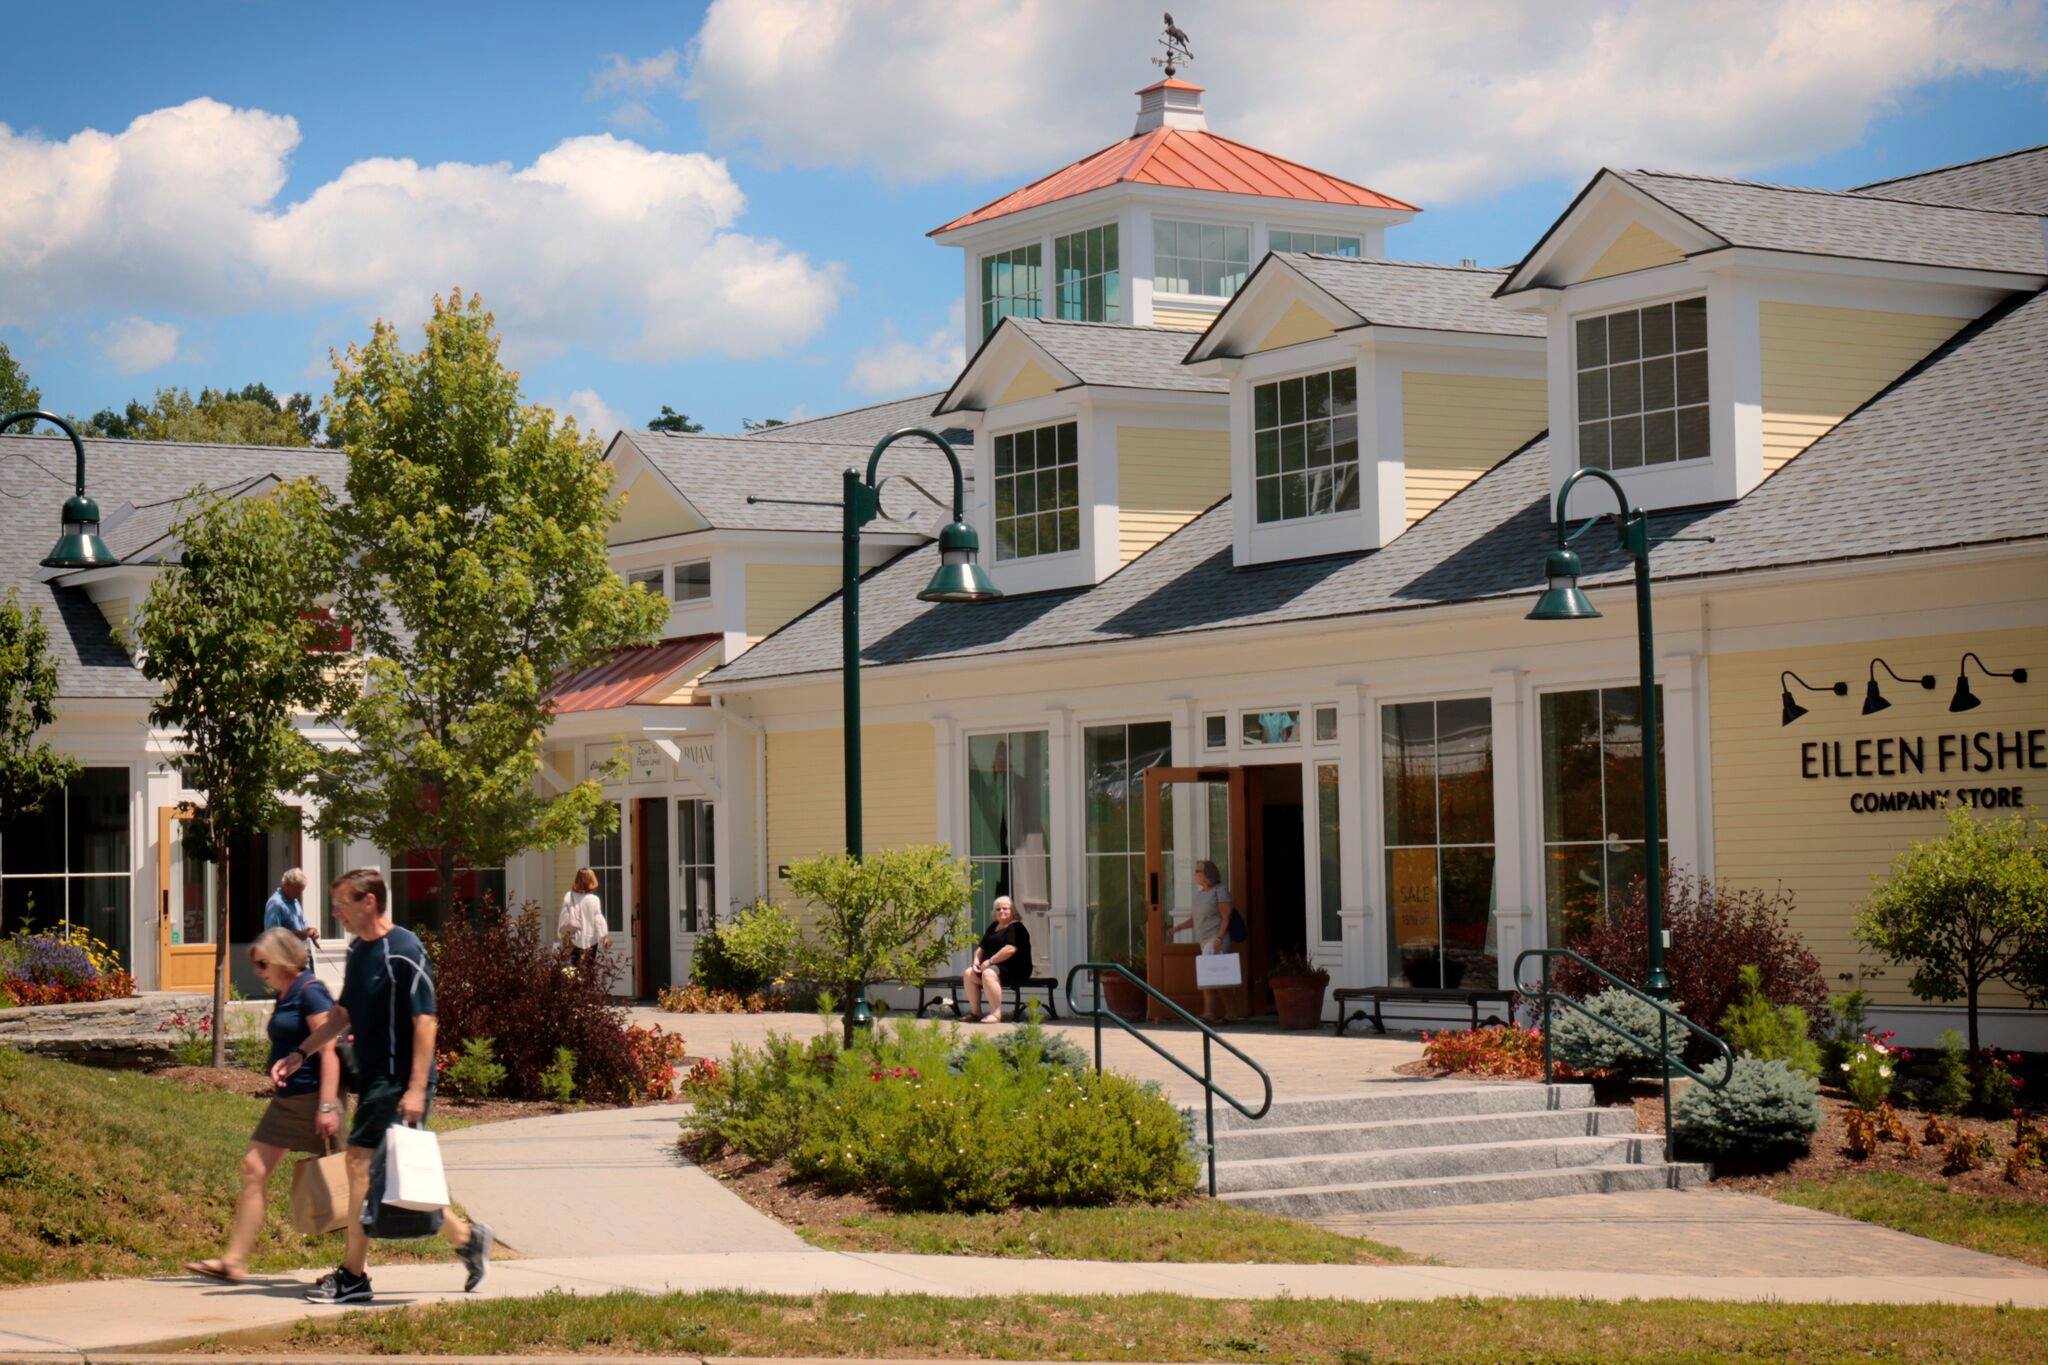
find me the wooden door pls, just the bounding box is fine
[632,796,672,999]
[156,806,215,992]
[1142,766,1249,1021]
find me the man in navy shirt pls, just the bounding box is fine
[274,868,492,1305]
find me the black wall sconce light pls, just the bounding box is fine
[1950,652,2028,713]
[1780,671,1847,726]
[1862,657,1935,716]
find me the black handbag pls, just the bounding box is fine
[360,1133,443,1240]
[1227,907,1248,944]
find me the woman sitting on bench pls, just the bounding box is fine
[963,896,1032,1022]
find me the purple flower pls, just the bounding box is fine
[5,934,97,986]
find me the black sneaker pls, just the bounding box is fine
[457,1222,494,1292]
[304,1266,372,1304]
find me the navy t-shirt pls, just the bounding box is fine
[267,971,336,1097]
[340,925,438,1085]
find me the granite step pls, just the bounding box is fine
[1214,1134,1667,1194]
[1210,1106,1636,1160]
[1210,1082,1592,1132]
[1218,1159,1710,1217]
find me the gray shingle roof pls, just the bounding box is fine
[710,286,2046,686]
[1615,169,2048,275]
[618,430,960,536]
[0,435,344,698]
[1004,318,1228,393]
[740,392,969,448]
[1856,145,2048,214]
[1284,256,1545,337]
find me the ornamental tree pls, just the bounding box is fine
[138,479,346,1064]
[1857,805,2048,1056]
[0,589,82,818]
[313,290,666,922]
[783,845,976,1045]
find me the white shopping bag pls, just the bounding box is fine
[1195,951,1243,990]
[379,1122,450,1212]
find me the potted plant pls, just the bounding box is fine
[1099,951,1150,1018]
[1267,952,1330,1030]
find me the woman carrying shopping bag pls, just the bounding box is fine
[559,867,607,978]
[184,927,348,1283]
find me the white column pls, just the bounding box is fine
[1045,706,1076,979]
[1348,682,1379,988]
[1660,654,1704,880]
[1336,686,1369,989]
[1489,668,1529,991]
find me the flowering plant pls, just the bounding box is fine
[1840,1031,1903,1110]
[867,1064,923,1083]
[1421,1024,1548,1079]
[625,1023,690,1102]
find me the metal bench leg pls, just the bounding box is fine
[1043,986,1058,1020]
[1371,1000,1387,1035]
[1471,998,1481,1030]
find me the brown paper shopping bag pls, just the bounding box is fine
[289,1142,352,1236]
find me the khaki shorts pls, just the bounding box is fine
[250,1092,345,1154]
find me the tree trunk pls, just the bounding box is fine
[1967,977,1981,1059]
[435,843,458,929]
[209,849,230,1069]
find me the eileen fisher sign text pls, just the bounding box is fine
[1801,727,2045,814]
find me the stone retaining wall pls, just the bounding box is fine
[0,994,268,1061]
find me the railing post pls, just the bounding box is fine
[1203,1032,1217,1199]
[1093,968,1104,1077]
[1660,1011,1672,1152]
[1540,955,1554,1086]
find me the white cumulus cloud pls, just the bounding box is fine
[559,388,636,441]
[100,316,180,373]
[0,99,843,363]
[849,301,965,395]
[686,0,2048,202]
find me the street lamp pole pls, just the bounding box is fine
[1526,466,1683,1000]
[2,409,118,569]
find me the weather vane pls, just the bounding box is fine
[1154,12,1193,78]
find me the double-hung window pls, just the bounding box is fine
[1252,366,1359,524]
[993,421,1079,560]
[1153,220,1249,297]
[1054,224,1119,321]
[1269,229,1360,257]
[980,244,1043,338]
[967,732,1050,938]
[1575,298,1708,470]
[676,798,714,934]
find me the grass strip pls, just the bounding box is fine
[1773,1170,2048,1269]
[800,1201,1409,1263]
[0,1047,442,1285]
[265,1288,2048,1362]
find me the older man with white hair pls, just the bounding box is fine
[264,868,316,944]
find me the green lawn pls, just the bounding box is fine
[801,1201,1409,1263]
[261,1289,2048,1362]
[1773,1170,2048,1269]
[0,1047,442,1285]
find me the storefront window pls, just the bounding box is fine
[587,802,625,933]
[1382,699,1495,988]
[1083,721,1172,965]
[1316,763,1342,943]
[677,799,714,934]
[968,732,1051,936]
[0,767,132,969]
[387,851,506,933]
[1539,686,1666,947]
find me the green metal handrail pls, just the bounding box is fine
[1513,947,1735,1156]
[1065,963,1273,1197]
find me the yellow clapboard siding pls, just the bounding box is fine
[610,476,705,545]
[766,723,937,916]
[1117,426,1230,563]
[1579,221,1685,282]
[1760,303,1965,476]
[745,564,841,644]
[1254,298,1337,352]
[997,359,1061,406]
[1152,302,1220,331]
[1707,625,2048,1010]
[1400,372,1547,525]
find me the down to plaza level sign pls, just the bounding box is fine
[1801,727,2046,814]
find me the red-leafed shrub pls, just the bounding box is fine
[1553,871,1827,1057]
[428,902,641,1103]
[7,972,138,1006]
[626,1024,690,1102]
[1421,1024,1548,1078]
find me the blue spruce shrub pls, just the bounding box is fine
[1672,1057,1820,1161]
[1548,989,1666,1075]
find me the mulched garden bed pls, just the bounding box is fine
[1697,1092,2047,1201]
[683,1135,896,1230]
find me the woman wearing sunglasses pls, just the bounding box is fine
[184,925,347,1283]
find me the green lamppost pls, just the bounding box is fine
[3,410,118,569]
[1527,466,1687,1001]
[838,428,1000,1028]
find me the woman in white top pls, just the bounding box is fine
[560,867,607,976]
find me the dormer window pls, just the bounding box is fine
[1269,229,1360,257]
[671,560,711,603]
[1054,225,1119,321]
[1154,220,1249,298]
[1253,365,1360,524]
[981,244,1043,339]
[994,420,1080,561]
[1574,297,1709,471]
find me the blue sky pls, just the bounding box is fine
[2,1,2043,438]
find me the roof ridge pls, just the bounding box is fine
[1295,254,1509,275]
[1021,317,1195,334]
[1853,142,2048,192]
[753,391,944,429]
[644,431,872,448]
[0,431,328,455]
[1626,167,2044,219]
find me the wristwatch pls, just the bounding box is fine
[317,1102,340,1115]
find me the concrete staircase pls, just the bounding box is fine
[1209,1081,1706,1218]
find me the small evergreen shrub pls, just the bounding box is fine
[947,1013,1090,1079]
[1721,965,1821,1078]
[1932,1031,1973,1115]
[441,1038,507,1099]
[1820,989,1871,1072]
[1549,990,1665,1076]
[539,1047,577,1105]
[1672,1058,1821,1161]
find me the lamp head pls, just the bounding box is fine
[1526,547,1599,621]
[918,520,1002,603]
[42,493,117,570]
[1860,678,1891,717]
[1780,690,1807,726]
[1949,676,1981,713]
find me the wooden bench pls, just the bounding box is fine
[1333,985,1517,1036]
[914,975,1060,1021]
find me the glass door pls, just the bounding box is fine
[157,806,216,992]
[1142,766,1247,1020]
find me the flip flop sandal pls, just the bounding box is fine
[184,1259,246,1284]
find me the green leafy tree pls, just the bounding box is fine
[647,406,703,434]
[0,590,83,818]
[740,416,785,432]
[783,845,975,1044]
[137,479,345,1064]
[0,340,40,414]
[313,289,666,923]
[84,384,313,446]
[1857,805,2048,1055]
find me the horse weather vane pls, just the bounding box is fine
[1155,13,1193,78]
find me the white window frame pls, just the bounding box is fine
[1053,223,1120,323]
[1269,228,1361,258]
[1251,363,1361,527]
[670,559,711,603]
[980,242,1044,339]
[1572,294,1710,472]
[991,419,1082,563]
[1153,218,1250,299]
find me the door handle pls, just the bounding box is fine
[1148,871,1158,908]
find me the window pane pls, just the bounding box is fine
[1305,370,1331,421]
[1334,467,1361,512]
[1540,690,1604,842]
[1609,361,1641,416]
[1306,420,1332,467]
[69,768,129,874]
[1331,365,1357,413]
[1254,382,1278,430]
[0,785,66,875]
[1608,310,1640,362]
[1243,710,1300,746]
[1642,355,1675,412]
[1640,302,1673,356]
[1674,296,1708,351]
[1280,377,1304,425]
[1440,846,1495,987]
[1281,425,1305,471]
[1281,471,1308,520]
[1677,405,1711,460]
[2,877,64,936]
[1576,316,1607,368]
[1381,702,1436,846]
[1155,219,1176,257]
[1675,349,1709,407]
[1314,706,1338,744]
[1083,725,1128,855]
[1387,848,1440,981]
[1577,368,1608,421]
[967,734,1010,861]
[1578,421,1609,469]
[1317,764,1342,942]
[1200,223,1223,257]
[1610,415,1643,469]
[1256,477,1281,523]
[1255,429,1279,476]
[1644,410,1677,464]
[1545,844,1605,949]
[1436,697,1494,845]
[1224,225,1249,261]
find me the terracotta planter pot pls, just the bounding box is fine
[1099,971,1150,1019]
[1270,974,1329,1030]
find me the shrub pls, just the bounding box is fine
[2,927,135,1005]
[1554,872,1827,1059]
[626,1024,690,1102]
[5,973,138,1007]
[947,1013,1091,1079]
[440,1038,507,1100]
[430,902,640,1103]
[1672,1058,1820,1161]
[1844,1101,1915,1160]
[1421,1025,1546,1078]
[157,1007,265,1069]
[1820,989,1871,1071]
[1549,990,1664,1076]
[1932,1031,1973,1115]
[782,848,975,1044]
[539,1047,577,1105]
[1976,1049,2023,1114]
[1840,1032,1902,1111]
[659,983,770,1014]
[691,900,803,997]
[679,1057,724,1098]
[1721,965,1821,1078]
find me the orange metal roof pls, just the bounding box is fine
[931,127,1418,235]
[547,635,720,713]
